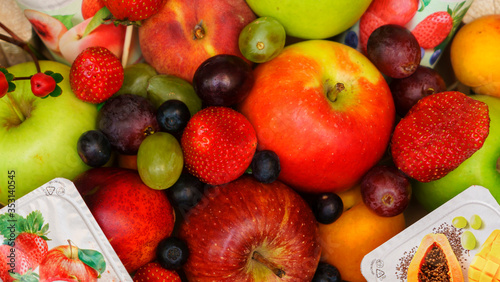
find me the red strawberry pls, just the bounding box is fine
[81,0,105,19]
[181,106,257,185]
[102,0,165,22]
[69,46,124,104]
[359,11,386,54]
[411,11,453,49]
[391,91,490,182]
[0,245,32,282]
[15,232,49,269]
[133,262,181,282]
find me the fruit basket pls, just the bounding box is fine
[1,0,499,281]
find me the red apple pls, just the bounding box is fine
[179,175,321,281]
[39,243,99,282]
[238,40,395,194]
[138,0,256,82]
[73,167,175,273]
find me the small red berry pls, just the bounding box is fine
[30,72,56,97]
[0,71,8,98]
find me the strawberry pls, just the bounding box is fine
[133,262,181,281]
[359,11,386,54]
[391,91,490,182]
[0,211,50,271]
[69,46,124,104]
[0,245,32,282]
[181,106,258,185]
[102,0,165,22]
[411,11,453,49]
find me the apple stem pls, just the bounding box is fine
[326,82,345,102]
[5,93,25,122]
[252,251,285,278]
[193,21,205,40]
[0,22,42,73]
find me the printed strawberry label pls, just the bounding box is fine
[0,178,132,281]
[337,0,474,68]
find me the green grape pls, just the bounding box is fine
[461,230,476,250]
[137,132,184,190]
[452,216,468,229]
[116,63,157,97]
[238,16,286,63]
[470,214,483,230]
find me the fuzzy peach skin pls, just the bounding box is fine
[450,14,500,98]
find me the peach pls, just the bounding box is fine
[24,9,68,54]
[450,14,500,98]
[138,0,256,83]
[318,185,406,281]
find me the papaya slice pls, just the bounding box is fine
[407,233,464,282]
[468,229,500,282]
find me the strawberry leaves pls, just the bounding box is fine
[0,210,50,244]
[391,91,490,182]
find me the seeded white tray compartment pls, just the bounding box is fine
[0,178,133,282]
[361,185,500,281]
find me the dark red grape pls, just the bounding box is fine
[250,150,280,183]
[192,54,254,107]
[156,99,191,134]
[360,165,411,217]
[156,236,189,270]
[77,130,112,167]
[390,65,447,116]
[367,24,421,78]
[312,262,342,282]
[311,192,343,224]
[97,94,159,155]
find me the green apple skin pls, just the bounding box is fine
[0,61,98,206]
[413,94,500,211]
[245,0,373,39]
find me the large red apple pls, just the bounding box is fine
[238,40,395,194]
[73,167,175,273]
[39,243,99,282]
[138,0,256,82]
[178,175,321,281]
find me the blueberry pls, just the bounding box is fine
[77,130,112,167]
[312,193,343,224]
[430,49,442,65]
[156,99,191,134]
[312,262,342,282]
[344,31,359,49]
[156,236,189,270]
[420,47,425,61]
[166,173,205,212]
[250,150,281,183]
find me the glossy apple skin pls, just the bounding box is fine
[238,40,395,194]
[138,0,256,82]
[73,167,175,273]
[245,0,372,39]
[0,61,98,206]
[413,95,500,211]
[39,245,98,282]
[179,175,321,281]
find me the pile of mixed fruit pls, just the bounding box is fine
[1,0,499,281]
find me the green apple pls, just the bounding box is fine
[413,94,500,211]
[0,61,98,206]
[245,0,373,39]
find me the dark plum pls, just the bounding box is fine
[97,94,159,155]
[312,262,342,282]
[311,192,343,225]
[250,150,281,183]
[390,65,447,116]
[77,130,112,167]
[360,165,411,217]
[156,99,191,134]
[192,54,254,107]
[156,236,189,270]
[366,24,421,78]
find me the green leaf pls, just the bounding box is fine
[49,86,62,97]
[52,14,75,30]
[418,0,432,12]
[78,248,106,276]
[8,82,16,92]
[83,7,113,38]
[44,70,54,76]
[0,213,25,244]
[50,72,64,83]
